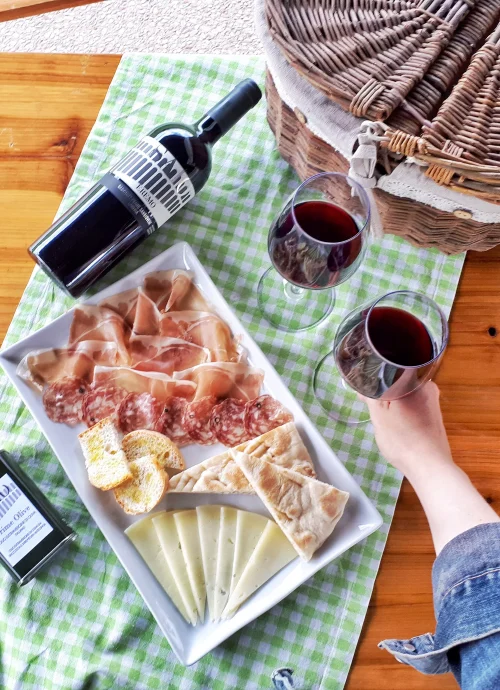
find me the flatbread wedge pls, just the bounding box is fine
[232,451,349,561]
[168,422,315,494]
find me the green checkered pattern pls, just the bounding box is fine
[0,55,465,689]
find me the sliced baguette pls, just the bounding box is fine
[114,454,168,515]
[122,429,185,476]
[79,416,131,490]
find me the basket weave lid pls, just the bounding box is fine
[265,0,498,122]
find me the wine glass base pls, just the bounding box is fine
[313,352,370,426]
[257,267,335,332]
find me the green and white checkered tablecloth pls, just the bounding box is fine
[0,55,465,689]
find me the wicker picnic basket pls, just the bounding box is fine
[262,0,500,253]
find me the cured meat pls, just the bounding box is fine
[174,362,264,401]
[74,341,124,366]
[42,376,88,426]
[117,392,163,433]
[144,269,211,312]
[210,398,249,446]
[159,311,238,361]
[154,396,192,446]
[244,395,293,438]
[16,341,122,390]
[182,396,218,445]
[143,269,192,311]
[18,350,94,390]
[99,288,138,328]
[82,385,129,427]
[131,289,162,336]
[93,366,196,401]
[129,336,210,375]
[69,305,130,364]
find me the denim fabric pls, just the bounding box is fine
[378,523,500,689]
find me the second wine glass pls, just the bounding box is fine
[258,172,371,332]
[313,290,449,425]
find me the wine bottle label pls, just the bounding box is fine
[102,136,195,234]
[0,473,53,567]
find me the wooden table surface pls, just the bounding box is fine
[0,0,103,23]
[1,53,499,689]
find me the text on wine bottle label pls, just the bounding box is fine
[110,136,195,231]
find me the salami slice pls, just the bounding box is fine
[154,397,192,447]
[210,398,249,447]
[82,385,129,427]
[117,392,163,433]
[42,376,88,426]
[182,396,218,445]
[244,395,293,438]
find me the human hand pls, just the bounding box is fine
[361,382,454,478]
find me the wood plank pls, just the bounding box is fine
[0,0,103,22]
[1,53,499,690]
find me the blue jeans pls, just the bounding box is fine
[379,523,500,689]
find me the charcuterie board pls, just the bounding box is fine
[0,242,382,665]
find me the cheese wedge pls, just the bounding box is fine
[233,451,349,561]
[222,522,297,619]
[213,506,237,621]
[196,505,221,621]
[174,510,206,621]
[153,512,199,624]
[125,513,193,624]
[230,510,270,596]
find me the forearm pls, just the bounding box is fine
[405,458,500,555]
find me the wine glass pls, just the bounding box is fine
[258,172,371,332]
[313,290,449,425]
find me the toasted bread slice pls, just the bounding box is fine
[114,454,168,515]
[122,429,185,476]
[78,416,131,490]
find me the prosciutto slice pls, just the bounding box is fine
[16,341,123,390]
[143,269,192,311]
[93,366,196,401]
[69,305,129,364]
[131,289,162,336]
[160,311,238,362]
[143,269,212,312]
[129,336,210,375]
[99,288,138,328]
[173,362,264,401]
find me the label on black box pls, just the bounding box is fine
[101,136,195,234]
[0,473,53,567]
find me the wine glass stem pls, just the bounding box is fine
[283,280,305,302]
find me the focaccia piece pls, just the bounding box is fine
[232,451,349,561]
[168,452,253,494]
[168,422,315,494]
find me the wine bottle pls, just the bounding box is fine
[29,79,262,298]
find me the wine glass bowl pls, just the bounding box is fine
[258,172,371,332]
[314,290,449,424]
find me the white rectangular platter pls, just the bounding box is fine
[0,242,382,665]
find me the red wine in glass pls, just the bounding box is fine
[270,200,364,289]
[313,290,448,424]
[367,307,434,367]
[336,306,437,399]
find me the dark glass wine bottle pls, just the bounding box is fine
[29,79,262,298]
